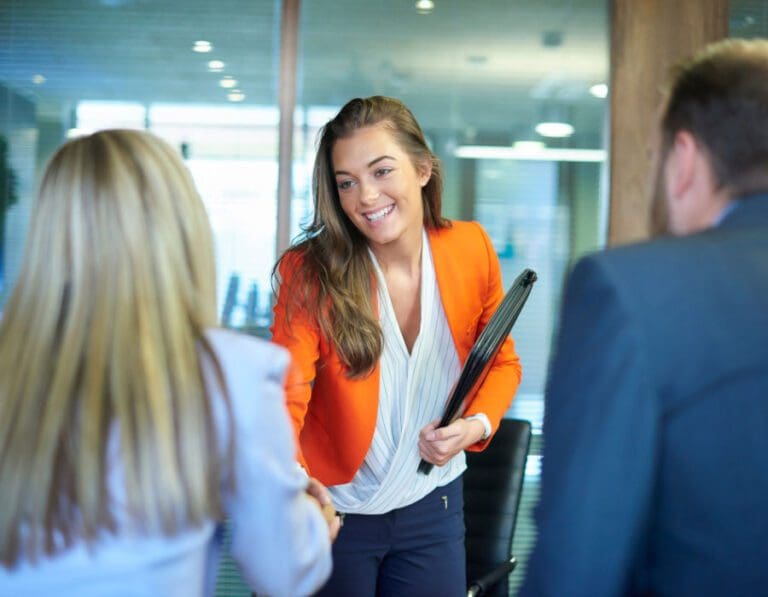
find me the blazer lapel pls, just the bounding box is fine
[428,226,473,363]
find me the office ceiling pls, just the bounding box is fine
[1,0,765,148]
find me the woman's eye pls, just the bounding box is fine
[337,179,354,190]
[375,167,393,177]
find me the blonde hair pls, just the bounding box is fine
[274,96,448,377]
[0,129,228,566]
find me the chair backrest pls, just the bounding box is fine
[464,418,532,597]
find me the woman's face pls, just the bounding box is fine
[331,123,430,252]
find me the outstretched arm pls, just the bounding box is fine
[270,256,320,470]
[222,342,332,597]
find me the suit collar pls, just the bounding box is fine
[719,193,768,229]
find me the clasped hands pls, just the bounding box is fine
[305,477,342,542]
[418,417,486,467]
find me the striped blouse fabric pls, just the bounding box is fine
[329,230,465,514]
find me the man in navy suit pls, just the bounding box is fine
[520,39,768,596]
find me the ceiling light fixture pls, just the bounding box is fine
[227,91,246,102]
[31,74,46,85]
[193,40,213,53]
[415,0,434,14]
[207,60,225,72]
[589,83,608,98]
[535,121,574,138]
[219,76,238,89]
[454,145,605,162]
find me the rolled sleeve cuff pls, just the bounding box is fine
[464,413,491,441]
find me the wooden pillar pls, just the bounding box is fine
[608,0,729,246]
[276,0,300,256]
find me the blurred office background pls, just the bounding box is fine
[0,1,764,594]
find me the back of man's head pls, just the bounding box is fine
[662,39,768,199]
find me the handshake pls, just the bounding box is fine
[306,477,342,542]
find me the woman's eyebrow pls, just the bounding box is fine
[335,155,397,176]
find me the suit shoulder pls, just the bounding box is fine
[568,237,706,319]
[578,235,700,280]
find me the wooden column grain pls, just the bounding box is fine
[608,0,729,246]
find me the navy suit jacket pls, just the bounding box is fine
[520,194,768,596]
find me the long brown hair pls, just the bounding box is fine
[0,130,228,567]
[274,96,449,377]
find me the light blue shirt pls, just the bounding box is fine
[0,329,332,597]
[714,200,738,226]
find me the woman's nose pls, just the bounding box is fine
[359,181,380,204]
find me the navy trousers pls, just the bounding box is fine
[314,476,466,597]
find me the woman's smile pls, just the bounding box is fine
[363,203,395,223]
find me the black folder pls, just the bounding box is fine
[417,268,537,475]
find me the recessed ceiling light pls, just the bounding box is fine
[31,74,46,85]
[219,76,238,89]
[454,145,605,162]
[535,122,574,138]
[589,83,608,98]
[227,91,246,102]
[207,60,225,72]
[193,40,213,53]
[415,0,434,14]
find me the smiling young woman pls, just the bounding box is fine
[271,96,522,597]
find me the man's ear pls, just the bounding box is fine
[667,130,698,200]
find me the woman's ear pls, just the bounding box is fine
[418,160,433,187]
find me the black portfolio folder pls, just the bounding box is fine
[417,268,537,475]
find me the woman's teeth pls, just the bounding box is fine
[365,204,394,222]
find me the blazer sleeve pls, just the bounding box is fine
[519,256,658,597]
[270,255,320,470]
[212,334,332,597]
[463,222,523,449]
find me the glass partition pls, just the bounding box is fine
[0,1,281,336]
[1,1,614,594]
[730,0,768,36]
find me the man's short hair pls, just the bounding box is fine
[662,39,768,198]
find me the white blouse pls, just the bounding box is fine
[330,230,465,514]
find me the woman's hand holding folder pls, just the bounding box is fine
[418,417,487,467]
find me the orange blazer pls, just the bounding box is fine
[271,220,522,486]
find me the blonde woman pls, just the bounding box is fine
[0,130,333,596]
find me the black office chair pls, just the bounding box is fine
[464,418,532,597]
